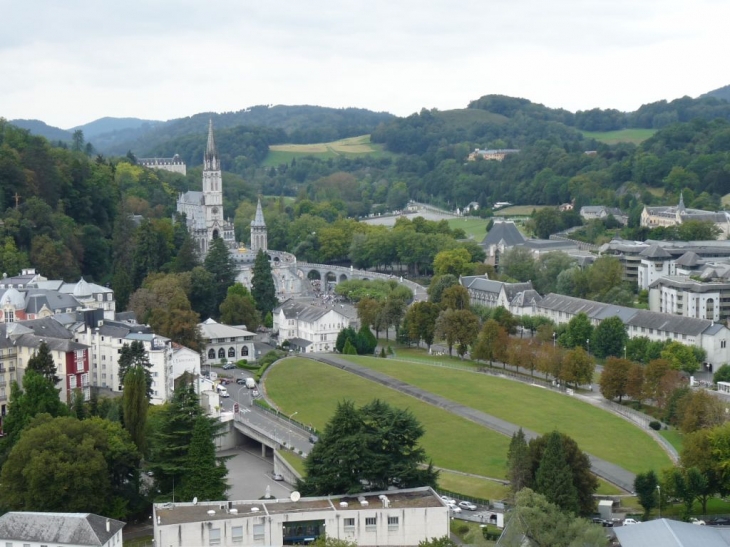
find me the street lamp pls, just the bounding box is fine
[657,485,661,518]
[553,332,556,348]
[624,346,627,359]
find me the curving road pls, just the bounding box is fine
[306,353,637,493]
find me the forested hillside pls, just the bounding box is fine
[9,119,72,142]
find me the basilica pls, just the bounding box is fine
[176,121,237,256]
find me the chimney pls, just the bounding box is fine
[106,519,110,532]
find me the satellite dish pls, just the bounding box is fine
[193,497,198,505]
[291,491,301,502]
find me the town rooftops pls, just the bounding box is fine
[19,317,75,339]
[627,310,714,337]
[461,275,507,295]
[481,220,526,248]
[614,518,730,547]
[0,512,124,546]
[179,190,204,205]
[640,243,672,259]
[274,299,345,323]
[24,290,83,314]
[649,276,730,292]
[675,251,702,267]
[154,487,443,526]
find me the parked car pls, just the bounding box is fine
[602,520,614,527]
[622,518,639,526]
[236,378,246,385]
[309,434,319,444]
[440,496,455,505]
[458,501,477,511]
[252,390,259,397]
[222,363,235,370]
[691,518,706,526]
[707,517,730,526]
[591,517,603,525]
[272,473,284,481]
[447,504,461,513]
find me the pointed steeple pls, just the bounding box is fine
[678,191,686,213]
[252,197,266,227]
[205,119,217,159]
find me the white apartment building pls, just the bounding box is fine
[199,318,255,366]
[153,487,449,547]
[273,299,352,353]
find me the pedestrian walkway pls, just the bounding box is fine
[310,353,637,493]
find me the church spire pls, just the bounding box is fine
[205,119,217,159]
[203,120,219,171]
[252,197,266,227]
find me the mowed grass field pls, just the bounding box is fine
[447,217,490,240]
[266,358,512,479]
[344,356,672,474]
[493,205,548,216]
[262,135,390,166]
[581,128,656,145]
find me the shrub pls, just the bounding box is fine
[380,347,386,358]
[649,421,661,431]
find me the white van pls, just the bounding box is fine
[245,378,256,389]
[216,385,230,398]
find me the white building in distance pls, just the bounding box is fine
[273,299,353,353]
[153,487,449,547]
[199,318,256,366]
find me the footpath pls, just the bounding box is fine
[310,353,638,493]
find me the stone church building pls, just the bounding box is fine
[176,121,236,256]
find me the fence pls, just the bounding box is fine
[252,401,317,435]
[600,400,679,461]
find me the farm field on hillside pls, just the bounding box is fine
[447,217,490,240]
[493,205,547,216]
[581,128,656,144]
[344,356,672,474]
[265,358,511,479]
[262,135,389,166]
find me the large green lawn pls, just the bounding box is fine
[261,135,391,166]
[447,217,490,240]
[344,356,672,474]
[266,358,511,479]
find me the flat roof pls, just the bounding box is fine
[154,487,442,526]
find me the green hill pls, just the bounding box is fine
[9,119,71,142]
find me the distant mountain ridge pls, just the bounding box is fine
[9,119,72,142]
[702,84,730,102]
[70,116,163,139]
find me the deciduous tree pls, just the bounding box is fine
[599,357,631,402]
[634,470,659,519]
[591,316,627,358]
[562,347,595,387]
[472,319,507,365]
[219,283,261,330]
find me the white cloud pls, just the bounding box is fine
[1,0,728,127]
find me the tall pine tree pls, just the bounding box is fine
[26,341,59,385]
[118,341,152,396]
[507,428,532,496]
[251,249,277,316]
[122,364,149,453]
[204,237,237,316]
[534,431,579,514]
[179,415,229,501]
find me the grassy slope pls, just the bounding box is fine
[262,135,390,166]
[447,217,490,240]
[581,128,656,145]
[344,356,672,474]
[266,358,511,478]
[493,205,548,216]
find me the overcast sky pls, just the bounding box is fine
[2,0,728,129]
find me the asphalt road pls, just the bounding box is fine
[223,447,295,501]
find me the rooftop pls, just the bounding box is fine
[154,487,443,526]
[614,518,730,547]
[0,512,124,546]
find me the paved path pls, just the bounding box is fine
[308,353,637,493]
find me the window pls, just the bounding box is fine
[228,347,235,358]
[343,518,355,530]
[241,346,249,357]
[209,527,221,545]
[388,516,399,531]
[232,526,243,543]
[208,349,215,359]
[69,376,77,389]
[365,517,377,531]
[253,523,265,541]
[4,310,14,323]
[218,348,225,359]
[722,340,727,349]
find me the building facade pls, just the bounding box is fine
[199,318,256,366]
[640,193,730,238]
[176,121,236,257]
[153,487,449,547]
[138,153,187,175]
[273,300,353,353]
